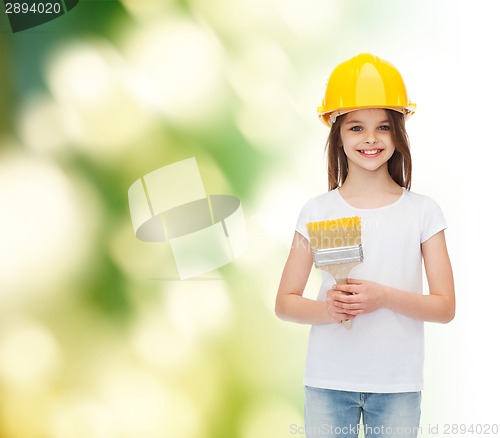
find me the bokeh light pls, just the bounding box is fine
[18,93,68,154]
[49,395,114,438]
[0,318,61,389]
[0,151,99,305]
[45,40,154,153]
[122,17,224,125]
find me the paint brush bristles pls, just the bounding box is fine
[306,216,362,251]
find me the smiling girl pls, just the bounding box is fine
[275,54,455,437]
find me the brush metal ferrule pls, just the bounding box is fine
[312,244,364,267]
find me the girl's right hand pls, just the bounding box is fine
[326,289,357,324]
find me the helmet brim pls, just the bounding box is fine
[318,104,416,127]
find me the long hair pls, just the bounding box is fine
[325,110,412,191]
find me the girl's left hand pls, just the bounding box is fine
[332,279,388,315]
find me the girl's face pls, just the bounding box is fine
[340,108,396,175]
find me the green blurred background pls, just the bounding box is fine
[0,1,497,437]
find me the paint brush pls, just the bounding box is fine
[306,216,363,330]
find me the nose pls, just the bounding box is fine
[363,130,379,144]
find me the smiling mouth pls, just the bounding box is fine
[358,149,383,157]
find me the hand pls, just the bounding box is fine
[326,289,358,324]
[331,279,388,316]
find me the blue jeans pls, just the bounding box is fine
[304,386,421,437]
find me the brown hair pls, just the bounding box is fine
[325,109,412,191]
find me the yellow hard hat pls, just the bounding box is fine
[317,53,416,127]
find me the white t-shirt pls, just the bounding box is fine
[295,188,447,393]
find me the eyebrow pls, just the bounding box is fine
[345,119,390,124]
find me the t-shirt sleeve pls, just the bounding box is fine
[295,200,311,241]
[420,196,447,243]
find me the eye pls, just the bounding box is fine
[350,126,362,132]
[378,125,390,131]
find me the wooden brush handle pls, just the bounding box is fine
[335,277,352,330]
[341,319,352,329]
[320,262,362,331]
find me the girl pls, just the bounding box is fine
[275,53,455,438]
